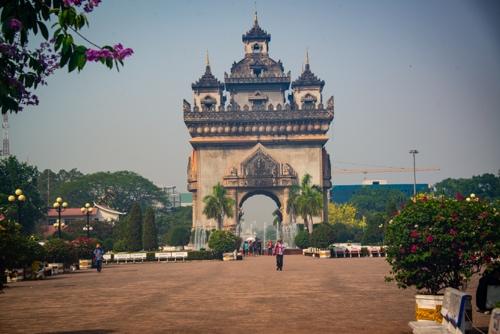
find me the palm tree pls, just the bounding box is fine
[202,183,235,230]
[294,174,323,234]
[272,208,282,238]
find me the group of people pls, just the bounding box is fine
[242,239,262,256]
[241,239,286,271]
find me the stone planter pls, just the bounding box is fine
[222,252,236,261]
[318,250,332,258]
[79,259,92,270]
[415,294,443,322]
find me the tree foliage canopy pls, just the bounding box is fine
[142,207,158,251]
[57,171,169,212]
[433,173,500,200]
[0,156,45,233]
[166,226,191,248]
[1,0,133,113]
[288,174,323,233]
[203,183,235,230]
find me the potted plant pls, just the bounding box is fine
[385,194,499,322]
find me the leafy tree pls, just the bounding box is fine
[309,223,335,249]
[202,183,235,230]
[294,230,310,249]
[0,156,45,233]
[293,174,323,233]
[57,171,169,212]
[361,212,385,245]
[156,206,192,239]
[349,187,406,217]
[166,226,191,249]
[0,217,45,290]
[1,0,133,114]
[328,202,366,228]
[125,203,142,251]
[71,236,97,259]
[44,238,77,265]
[142,207,158,251]
[37,168,83,206]
[208,230,240,255]
[327,202,366,243]
[433,173,500,200]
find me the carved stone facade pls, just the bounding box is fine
[184,14,334,232]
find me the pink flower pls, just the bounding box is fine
[9,19,22,31]
[449,228,457,237]
[113,43,134,60]
[455,193,465,201]
[410,244,418,253]
[426,235,434,243]
[410,230,419,238]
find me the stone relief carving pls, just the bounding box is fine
[183,99,191,112]
[223,148,297,188]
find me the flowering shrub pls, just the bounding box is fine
[385,194,499,294]
[71,237,98,259]
[1,1,133,113]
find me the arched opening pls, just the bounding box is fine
[238,190,281,253]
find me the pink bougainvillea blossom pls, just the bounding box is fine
[410,230,419,238]
[410,244,418,253]
[426,235,434,243]
[86,45,133,62]
[9,19,23,31]
[112,43,134,60]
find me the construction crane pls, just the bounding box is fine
[333,167,440,175]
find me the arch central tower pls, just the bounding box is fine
[183,14,334,232]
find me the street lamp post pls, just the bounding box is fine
[8,188,26,225]
[81,203,94,238]
[53,197,68,238]
[409,149,419,197]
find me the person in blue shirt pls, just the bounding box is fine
[93,243,104,273]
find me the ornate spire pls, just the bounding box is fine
[292,51,325,90]
[192,55,223,90]
[242,11,271,42]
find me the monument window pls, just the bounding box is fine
[252,43,261,53]
[201,96,216,111]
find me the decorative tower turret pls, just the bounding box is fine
[224,12,290,110]
[190,52,224,112]
[291,51,325,110]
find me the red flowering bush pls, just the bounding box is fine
[385,194,499,294]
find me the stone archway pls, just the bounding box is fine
[221,146,297,232]
[237,189,281,239]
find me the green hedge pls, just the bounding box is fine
[187,250,219,260]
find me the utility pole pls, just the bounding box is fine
[409,149,419,197]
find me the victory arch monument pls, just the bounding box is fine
[183,14,334,234]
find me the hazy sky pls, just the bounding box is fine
[7,0,500,223]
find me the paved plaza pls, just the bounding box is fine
[0,256,491,334]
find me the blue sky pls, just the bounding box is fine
[7,0,500,221]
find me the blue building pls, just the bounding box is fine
[330,183,429,204]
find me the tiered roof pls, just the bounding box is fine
[242,13,271,42]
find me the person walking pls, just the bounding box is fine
[273,239,285,271]
[93,243,104,273]
[267,240,273,256]
[243,241,249,256]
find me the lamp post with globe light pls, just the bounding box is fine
[81,203,94,238]
[53,197,68,238]
[8,189,26,226]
